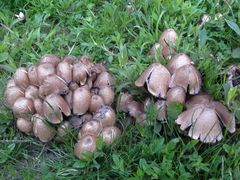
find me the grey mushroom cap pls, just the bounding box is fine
[135,63,171,98]
[25,85,39,100]
[39,54,61,67]
[78,120,102,138]
[32,114,56,142]
[14,67,29,89]
[73,87,91,115]
[166,86,186,105]
[69,114,93,129]
[56,61,72,83]
[101,126,121,144]
[176,104,223,143]
[98,86,114,105]
[79,55,94,75]
[37,63,55,85]
[33,98,44,117]
[94,72,115,88]
[167,53,193,74]
[43,94,71,124]
[93,106,116,127]
[74,135,97,159]
[118,93,133,113]
[12,97,35,119]
[72,62,87,85]
[5,86,25,108]
[169,64,202,95]
[127,101,145,119]
[28,65,39,86]
[39,74,69,97]
[89,95,105,113]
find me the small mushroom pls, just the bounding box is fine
[150,43,161,57]
[94,72,114,88]
[159,28,178,47]
[98,86,114,105]
[14,67,29,89]
[166,86,186,104]
[16,118,33,135]
[32,114,56,142]
[167,53,193,74]
[12,97,35,119]
[39,74,69,97]
[28,65,39,86]
[25,85,39,100]
[89,95,105,113]
[135,63,170,98]
[79,55,94,75]
[33,98,44,117]
[37,63,55,85]
[93,106,116,127]
[72,62,87,85]
[119,93,133,112]
[4,86,25,107]
[78,120,102,139]
[73,87,91,115]
[90,63,106,81]
[56,121,71,139]
[69,114,93,129]
[63,55,77,64]
[74,135,97,159]
[38,54,61,67]
[43,94,71,124]
[127,101,145,119]
[101,126,121,144]
[56,61,72,83]
[169,64,202,95]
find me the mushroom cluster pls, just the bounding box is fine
[120,29,236,143]
[4,54,121,159]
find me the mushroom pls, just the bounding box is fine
[79,55,94,75]
[167,53,193,74]
[74,135,97,159]
[135,63,170,98]
[25,85,39,100]
[176,95,236,143]
[16,118,33,135]
[56,61,72,83]
[37,63,55,85]
[33,98,44,117]
[78,120,102,138]
[73,87,91,115]
[166,86,186,104]
[98,86,114,105]
[159,28,178,47]
[69,82,79,91]
[56,121,71,140]
[62,55,77,64]
[169,64,202,95]
[150,43,161,57]
[38,54,61,67]
[64,90,73,109]
[89,95,105,113]
[43,94,71,124]
[28,65,39,86]
[72,62,87,85]
[39,74,69,97]
[4,86,25,107]
[69,114,93,129]
[101,126,121,144]
[119,93,133,113]
[12,97,35,119]
[14,67,29,89]
[93,106,116,127]
[5,79,16,89]
[94,72,114,88]
[32,114,56,142]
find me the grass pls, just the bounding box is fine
[0,0,240,179]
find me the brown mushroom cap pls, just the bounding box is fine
[12,97,35,119]
[93,106,116,127]
[98,86,114,105]
[6,79,16,89]
[135,63,170,98]
[94,72,114,87]
[28,65,39,86]
[69,82,79,91]
[78,120,102,139]
[62,55,77,64]
[166,86,186,104]
[73,87,91,115]
[167,53,193,74]
[119,93,133,113]
[64,91,73,109]
[25,85,39,100]
[32,114,56,142]
[39,54,61,67]
[14,67,29,89]
[169,64,202,95]
[79,55,94,75]
[56,61,72,83]
[37,63,55,85]
[176,104,223,143]
[43,94,71,124]
[89,95,105,113]
[72,62,87,85]
[5,86,25,107]
[74,135,97,159]
[159,28,178,47]
[101,126,121,144]
[33,98,44,117]
[16,118,33,134]
[185,94,213,109]
[127,101,145,118]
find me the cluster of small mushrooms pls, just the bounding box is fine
[4,54,121,159]
[119,29,236,143]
